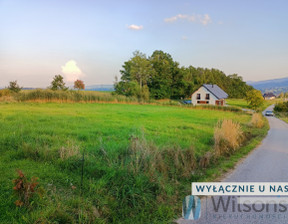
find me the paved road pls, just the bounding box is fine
[178,105,288,224]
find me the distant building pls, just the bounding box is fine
[191,84,228,106]
[263,92,276,100]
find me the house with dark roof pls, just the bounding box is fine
[191,84,228,106]
[263,92,276,100]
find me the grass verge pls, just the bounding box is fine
[227,98,278,111]
[198,115,269,182]
[274,112,288,123]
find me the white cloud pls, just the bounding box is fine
[164,14,211,25]
[128,24,143,30]
[199,14,211,25]
[164,16,179,23]
[61,60,85,82]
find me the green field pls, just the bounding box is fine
[0,102,268,223]
[226,98,250,109]
[226,98,278,111]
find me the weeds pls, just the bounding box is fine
[0,89,11,97]
[59,142,81,160]
[14,89,139,103]
[199,151,214,169]
[129,136,196,180]
[214,119,243,156]
[13,170,39,208]
[250,113,264,128]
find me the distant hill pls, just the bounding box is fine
[85,84,114,91]
[248,77,288,94]
[0,87,36,90]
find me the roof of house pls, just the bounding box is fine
[263,92,276,97]
[202,84,228,99]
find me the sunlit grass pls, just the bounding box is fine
[0,102,268,223]
[227,98,279,111]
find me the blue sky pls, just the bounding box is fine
[1,0,288,87]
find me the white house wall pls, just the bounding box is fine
[191,86,218,105]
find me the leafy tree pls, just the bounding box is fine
[245,89,264,110]
[274,101,288,112]
[74,79,85,90]
[114,81,140,97]
[8,80,22,93]
[148,50,176,99]
[129,51,154,89]
[280,92,284,99]
[50,75,68,91]
[116,51,155,100]
[227,74,253,98]
[115,50,254,100]
[181,66,197,97]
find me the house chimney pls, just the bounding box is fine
[212,84,214,88]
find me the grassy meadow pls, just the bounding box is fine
[226,98,278,111]
[0,102,268,223]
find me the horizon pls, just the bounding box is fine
[1,0,288,88]
[3,76,288,89]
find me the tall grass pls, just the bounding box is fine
[0,89,15,102]
[184,104,243,113]
[59,141,81,160]
[214,119,243,156]
[129,136,196,180]
[250,113,264,128]
[15,89,138,103]
[274,112,288,123]
[0,89,11,97]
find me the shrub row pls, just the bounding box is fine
[274,101,288,112]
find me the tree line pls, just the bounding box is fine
[274,101,288,112]
[4,76,85,93]
[114,50,254,100]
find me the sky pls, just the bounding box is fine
[1,0,288,88]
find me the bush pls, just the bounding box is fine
[274,102,288,112]
[214,119,243,156]
[250,113,264,128]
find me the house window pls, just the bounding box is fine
[197,93,201,100]
[206,94,210,100]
